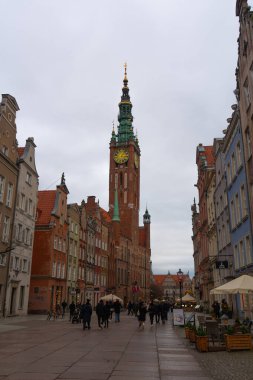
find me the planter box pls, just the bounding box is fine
[195,335,208,352]
[224,334,252,352]
[189,329,196,343]
[184,327,190,339]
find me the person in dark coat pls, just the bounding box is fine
[61,300,67,318]
[154,302,160,324]
[114,300,122,322]
[148,300,155,326]
[103,301,111,328]
[80,299,92,330]
[138,301,147,329]
[127,301,133,315]
[69,301,76,322]
[96,300,105,329]
[212,301,220,319]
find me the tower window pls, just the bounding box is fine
[120,172,123,186]
[124,173,127,188]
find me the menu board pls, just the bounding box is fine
[173,308,184,326]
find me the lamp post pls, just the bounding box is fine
[177,268,184,308]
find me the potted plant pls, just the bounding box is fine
[184,322,192,339]
[195,326,208,352]
[224,324,252,352]
[189,325,196,343]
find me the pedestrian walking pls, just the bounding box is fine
[148,300,155,326]
[127,301,133,315]
[61,300,67,318]
[138,300,147,329]
[80,299,92,330]
[114,299,122,322]
[96,300,105,329]
[154,301,160,324]
[103,301,110,328]
[69,301,76,322]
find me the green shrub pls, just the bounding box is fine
[196,326,207,336]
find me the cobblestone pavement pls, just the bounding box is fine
[1,312,253,380]
[0,312,210,380]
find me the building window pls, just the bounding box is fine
[57,263,61,278]
[6,183,13,208]
[0,175,5,203]
[245,128,252,159]
[17,224,22,242]
[20,193,25,210]
[61,263,65,279]
[58,238,62,251]
[243,78,251,108]
[19,286,25,309]
[226,163,231,185]
[236,142,242,169]
[235,193,240,224]
[245,236,252,265]
[239,240,245,267]
[22,259,28,272]
[2,145,9,156]
[52,262,56,277]
[26,172,32,185]
[54,237,57,250]
[230,200,235,229]
[2,216,10,242]
[231,154,236,180]
[68,266,71,281]
[28,199,33,215]
[241,185,248,219]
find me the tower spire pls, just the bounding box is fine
[117,63,134,143]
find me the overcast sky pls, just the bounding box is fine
[1,1,242,275]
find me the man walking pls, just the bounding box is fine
[69,301,76,322]
[114,300,122,323]
[96,300,105,329]
[80,299,92,330]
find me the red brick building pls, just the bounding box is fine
[28,174,69,313]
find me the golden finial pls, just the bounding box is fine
[124,62,127,80]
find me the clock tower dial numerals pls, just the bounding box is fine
[113,149,129,164]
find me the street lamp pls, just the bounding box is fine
[177,268,184,308]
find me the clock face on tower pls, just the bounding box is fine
[113,149,129,164]
[134,152,139,168]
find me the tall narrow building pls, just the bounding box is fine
[108,66,151,303]
[109,65,140,243]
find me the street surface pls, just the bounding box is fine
[0,312,252,380]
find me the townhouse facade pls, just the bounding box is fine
[29,175,69,313]
[5,138,38,316]
[0,95,19,316]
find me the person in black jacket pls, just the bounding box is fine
[96,300,105,329]
[103,301,111,328]
[138,301,147,329]
[80,299,92,330]
[114,300,122,322]
[69,301,76,322]
[148,300,155,326]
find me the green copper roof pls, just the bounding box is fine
[112,188,120,222]
[112,65,139,146]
